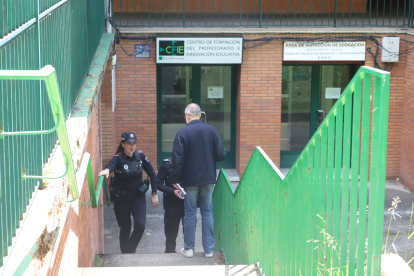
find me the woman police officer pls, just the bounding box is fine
[99,131,159,253]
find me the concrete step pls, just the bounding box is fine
[91,252,262,276]
[78,264,261,276]
[217,169,240,182]
[95,252,221,267]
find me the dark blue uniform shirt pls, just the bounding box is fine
[105,151,158,193]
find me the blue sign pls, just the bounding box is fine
[135,44,150,58]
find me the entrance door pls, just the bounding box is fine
[280,64,356,168]
[157,65,235,169]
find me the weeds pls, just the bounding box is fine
[40,165,53,189]
[383,197,414,271]
[384,196,401,254]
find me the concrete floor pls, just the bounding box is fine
[104,191,205,254]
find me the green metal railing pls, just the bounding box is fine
[213,66,390,276]
[112,0,414,27]
[0,0,105,269]
[80,153,111,208]
[0,67,111,273]
[0,66,78,197]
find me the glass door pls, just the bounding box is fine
[280,64,356,168]
[281,66,313,167]
[157,65,236,168]
[199,66,235,168]
[158,66,192,162]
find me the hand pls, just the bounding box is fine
[98,168,110,179]
[151,194,159,207]
[174,189,183,199]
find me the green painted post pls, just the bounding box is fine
[319,126,328,269]
[332,102,343,272]
[313,133,321,274]
[367,71,390,276]
[325,115,335,271]
[340,91,352,275]
[357,72,372,276]
[348,76,363,275]
[305,143,314,276]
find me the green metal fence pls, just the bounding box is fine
[213,66,390,276]
[111,0,414,27]
[0,0,105,269]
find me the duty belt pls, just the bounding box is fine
[114,187,142,196]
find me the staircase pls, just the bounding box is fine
[76,187,261,276]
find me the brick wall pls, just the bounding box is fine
[238,35,282,173]
[364,37,405,180]
[104,37,158,169]
[101,32,407,184]
[400,43,414,191]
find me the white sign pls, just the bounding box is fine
[283,41,366,61]
[207,86,224,99]
[325,87,341,99]
[156,37,243,64]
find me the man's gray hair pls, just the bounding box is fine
[185,103,201,118]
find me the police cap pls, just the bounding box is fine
[121,131,138,143]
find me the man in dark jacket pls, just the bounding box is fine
[170,103,227,258]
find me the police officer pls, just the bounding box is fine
[99,131,159,254]
[157,158,184,253]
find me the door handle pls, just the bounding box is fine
[317,109,325,121]
[316,109,325,130]
[201,111,207,124]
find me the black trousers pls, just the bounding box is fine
[164,201,185,253]
[114,192,146,253]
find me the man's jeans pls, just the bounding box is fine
[183,183,215,254]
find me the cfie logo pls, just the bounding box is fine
[159,41,185,56]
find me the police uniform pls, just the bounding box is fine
[105,150,158,253]
[157,159,184,253]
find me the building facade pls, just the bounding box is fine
[101,1,414,191]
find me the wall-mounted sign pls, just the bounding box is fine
[156,37,243,64]
[135,44,150,58]
[325,87,341,99]
[207,86,224,99]
[283,41,366,61]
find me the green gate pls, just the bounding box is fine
[213,66,390,276]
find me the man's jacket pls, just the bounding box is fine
[171,119,227,187]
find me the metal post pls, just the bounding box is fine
[259,0,262,27]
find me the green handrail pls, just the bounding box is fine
[0,65,79,199]
[213,66,390,276]
[80,153,111,208]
